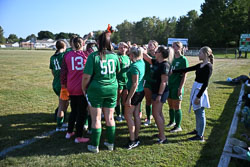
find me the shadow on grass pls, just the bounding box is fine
[0,112,55,151]
[195,83,241,166]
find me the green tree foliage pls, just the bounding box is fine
[176,10,199,46]
[111,17,176,45]
[195,0,249,47]
[0,26,6,44]
[93,30,104,40]
[7,34,19,43]
[19,37,24,43]
[37,31,55,40]
[55,32,69,40]
[195,0,227,47]
[26,34,37,41]
[223,0,250,47]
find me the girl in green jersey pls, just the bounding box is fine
[82,30,120,153]
[143,40,159,126]
[167,41,189,133]
[115,42,130,122]
[49,40,69,131]
[125,46,145,150]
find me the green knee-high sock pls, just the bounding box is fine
[146,105,152,120]
[121,105,125,116]
[175,109,182,128]
[88,115,91,131]
[106,126,116,144]
[57,116,64,127]
[169,109,175,123]
[115,105,121,116]
[91,128,102,146]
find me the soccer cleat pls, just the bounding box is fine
[170,126,182,133]
[65,132,75,139]
[83,125,88,131]
[166,122,176,128]
[127,140,140,150]
[104,142,114,151]
[115,116,123,122]
[87,145,99,153]
[157,138,168,144]
[144,119,151,126]
[74,137,89,143]
[56,127,67,132]
[188,135,205,142]
[187,130,198,135]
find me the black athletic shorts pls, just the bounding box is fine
[130,91,145,106]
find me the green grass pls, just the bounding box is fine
[0,50,250,166]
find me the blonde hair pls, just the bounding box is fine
[168,47,174,64]
[129,46,143,59]
[118,42,128,48]
[173,41,184,55]
[200,46,214,64]
[149,40,159,48]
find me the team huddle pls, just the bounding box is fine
[49,26,214,153]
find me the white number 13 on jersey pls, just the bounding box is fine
[100,59,115,75]
[71,57,84,70]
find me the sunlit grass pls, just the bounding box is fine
[0,50,249,166]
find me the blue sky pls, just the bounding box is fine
[0,0,204,38]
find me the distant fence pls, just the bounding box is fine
[185,47,249,59]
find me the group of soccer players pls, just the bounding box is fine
[50,25,214,153]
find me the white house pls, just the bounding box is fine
[34,39,55,49]
[12,42,19,47]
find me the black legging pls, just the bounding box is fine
[67,95,88,137]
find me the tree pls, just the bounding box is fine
[195,0,227,47]
[7,34,19,43]
[175,10,199,46]
[0,26,6,43]
[37,31,54,40]
[93,30,103,40]
[26,34,37,41]
[223,0,250,47]
[55,32,69,40]
[114,20,134,43]
[19,37,24,43]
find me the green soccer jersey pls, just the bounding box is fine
[127,59,145,92]
[65,47,72,53]
[169,55,189,89]
[144,53,155,82]
[84,51,120,97]
[116,54,130,86]
[49,52,65,95]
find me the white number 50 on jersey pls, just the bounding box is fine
[71,57,84,70]
[100,60,115,75]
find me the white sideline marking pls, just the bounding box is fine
[0,130,56,158]
[218,84,245,167]
[0,61,238,158]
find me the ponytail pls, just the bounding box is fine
[209,54,214,64]
[200,46,214,65]
[55,40,66,54]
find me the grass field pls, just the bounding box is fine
[0,50,249,167]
